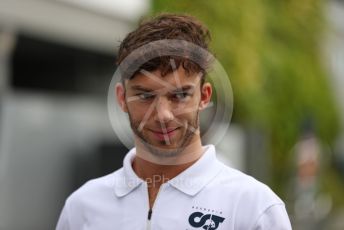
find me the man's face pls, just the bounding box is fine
[116,66,212,158]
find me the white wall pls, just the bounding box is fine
[0,0,149,54]
[325,1,344,155]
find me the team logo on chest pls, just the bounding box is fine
[188,206,225,230]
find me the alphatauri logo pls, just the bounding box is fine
[188,211,225,230]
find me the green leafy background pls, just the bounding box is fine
[151,0,344,214]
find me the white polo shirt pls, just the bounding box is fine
[56,145,292,230]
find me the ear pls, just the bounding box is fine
[199,82,212,110]
[115,82,128,113]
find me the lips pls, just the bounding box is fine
[149,127,179,141]
[151,127,179,134]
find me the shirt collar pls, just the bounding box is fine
[167,145,223,196]
[114,148,144,197]
[114,144,223,197]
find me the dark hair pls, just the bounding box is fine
[116,13,213,84]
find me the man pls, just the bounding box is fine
[56,14,292,230]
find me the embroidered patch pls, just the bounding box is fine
[188,208,225,230]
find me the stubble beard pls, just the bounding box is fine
[127,110,200,158]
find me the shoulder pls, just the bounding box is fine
[65,167,123,208]
[214,162,283,204]
[208,162,291,228]
[56,168,124,229]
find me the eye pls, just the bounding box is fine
[172,92,190,101]
[138,92,155,100]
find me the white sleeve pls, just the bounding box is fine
[253,204,292,230]
[56,203,71,230]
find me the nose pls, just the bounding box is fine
[154,97,174,123]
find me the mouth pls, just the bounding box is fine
[149,127,180,141]
[151,127,179,133]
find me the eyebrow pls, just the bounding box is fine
[171,85,195,93]
[130,85,153,92]
[130,85,195,93]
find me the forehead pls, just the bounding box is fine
[126,67,202,90]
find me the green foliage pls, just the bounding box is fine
[152,0,341,202]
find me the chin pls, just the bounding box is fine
[143,140,185,157]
